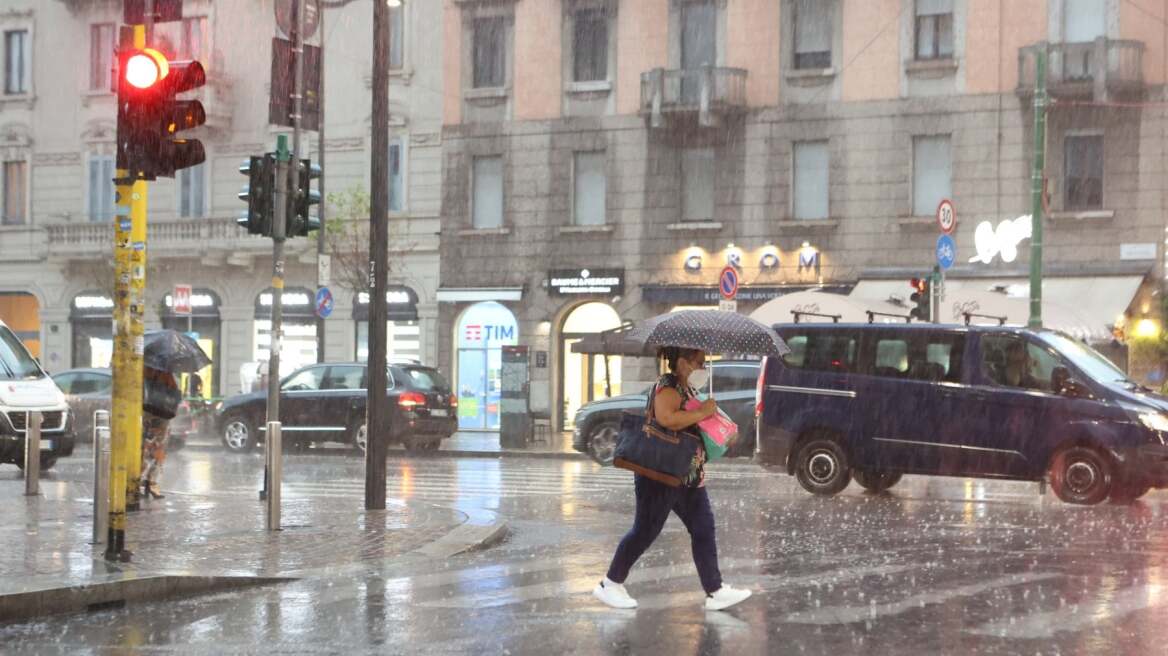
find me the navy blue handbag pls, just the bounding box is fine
[612,384,702,487]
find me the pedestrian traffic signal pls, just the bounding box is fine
[238,155,276,237]
[910,277,931,322]
[288,158,322,237]
[115,46,206,180]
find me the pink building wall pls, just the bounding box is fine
[727,0,782,107]
[841,0,901,102]
[442,0,461,126]
[615,0,669,115]
[967,0,1047,94]
[514,0,563,120]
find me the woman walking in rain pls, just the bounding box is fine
[140,366,180,500]
[593,346,752,611]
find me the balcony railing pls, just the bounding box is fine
[640,66,748,128]
[1018,39,1145,100]
[45,217,275,260]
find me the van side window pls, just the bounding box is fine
[872,333,964,382]
[781,332,857,373]
[981,335,1061,392]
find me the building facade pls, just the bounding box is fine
[0,0,444,398]
[439,0,1168,431]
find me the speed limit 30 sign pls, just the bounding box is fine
[936,199,957,235]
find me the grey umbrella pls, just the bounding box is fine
[626,310,790,357]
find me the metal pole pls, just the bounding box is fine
[92,410,110,545]
[290,0,305,228]
[23,412,41,496]
[266,421,282,530]
[317,2,328,364]
[1029,47,1048,328]
[366,0,391,510]
[267,136,290,503]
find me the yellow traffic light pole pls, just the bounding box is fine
[107,23,149,562]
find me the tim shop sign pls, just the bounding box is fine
[548,269,625,297]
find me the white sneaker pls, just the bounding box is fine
[593,578,638,609]
[705,584,752,611]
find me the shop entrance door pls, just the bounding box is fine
[455,302,518,431]
[560,303,622,430]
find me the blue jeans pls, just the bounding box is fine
[606,475,723,594]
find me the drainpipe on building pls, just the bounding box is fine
[1029,48,1047,329]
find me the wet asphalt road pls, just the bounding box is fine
[3,447,1168,655]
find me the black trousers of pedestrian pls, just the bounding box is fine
[606,474,723,595]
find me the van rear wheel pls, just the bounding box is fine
[1049,446,1112,505]
[794,438,851,496]
[854,470,902,494]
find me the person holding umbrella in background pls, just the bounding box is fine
[593,310,788,612]
[138,330,212,500]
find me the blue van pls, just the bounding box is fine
[754,323,1168,505]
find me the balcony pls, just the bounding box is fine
[45,217,301,265]
[1018,39,1145,101]
[640,66,748,130]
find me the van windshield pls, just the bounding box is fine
[1041,332,1126,385]
[0,326,43,381]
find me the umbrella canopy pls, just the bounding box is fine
[143,329,212,374]
[626,310,790,357]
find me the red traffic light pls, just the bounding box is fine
[910,278,927,292]
[123,49,168,89]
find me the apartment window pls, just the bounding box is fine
[155,17,208,61]
[87,155,116,222]
[912,136,951,216]
[793,0,831,69]
[178,163,206,219]
[572,9,608,82]
[4,30,29,95]
[682,148,715,222]
[1065,135,1103,210]
[793,141,829,220]
[90,24,116,92]
[2,160,26,225]
[389,138,404,212]
[473,17,506,88]
[472,156,503,229]
[573,151,606,226]
[915,0,954,61]
[389,4,404,70]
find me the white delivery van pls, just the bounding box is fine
[0,320,71,470]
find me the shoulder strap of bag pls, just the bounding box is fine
[643,379,700,443]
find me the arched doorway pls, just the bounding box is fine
[253,287,318,380]
[560,302,622,429]
[70,291,114,368]
[161,289,221,397]
[455,302,518,431]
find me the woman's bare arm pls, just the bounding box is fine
[653,387,716,431]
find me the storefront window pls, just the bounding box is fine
[161,289,220,397]
[561,302,622,429]
[70,292,113,369]
[354,287,421,363]
[253,288,318,381]
[0,292,40,359]
[456,301,518,431]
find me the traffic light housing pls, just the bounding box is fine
[910,277,931,322]
[238,155,276,236]
[115,45,205,180]
[288,158,321,237]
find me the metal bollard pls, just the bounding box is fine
[91,410,111,545]
[23,411,42,496]
[265,421,281,531]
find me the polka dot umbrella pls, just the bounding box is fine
[625,310,790,357]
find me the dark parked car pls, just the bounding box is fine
[52,368,112,444]
[756,323,1168,505]
[572,359,762,465]
[216,361,458,453]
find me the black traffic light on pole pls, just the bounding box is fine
[909,277,932,322]
[115,46,206,180]
[287,158,322,237]
[237,154,276,236]
[116,47,168,178]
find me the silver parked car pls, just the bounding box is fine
[51,368,111,444]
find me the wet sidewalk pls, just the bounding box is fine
[0,452,508,622]
[185,429,586,460]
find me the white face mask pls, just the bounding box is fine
[688,367,709,390]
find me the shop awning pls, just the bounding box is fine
[436,287,523,303]
[850,275,1145,342]
[569,322,650,356]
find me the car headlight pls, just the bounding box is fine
[1139,412,1168,433]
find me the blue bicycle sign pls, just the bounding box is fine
[936,234,956,270]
